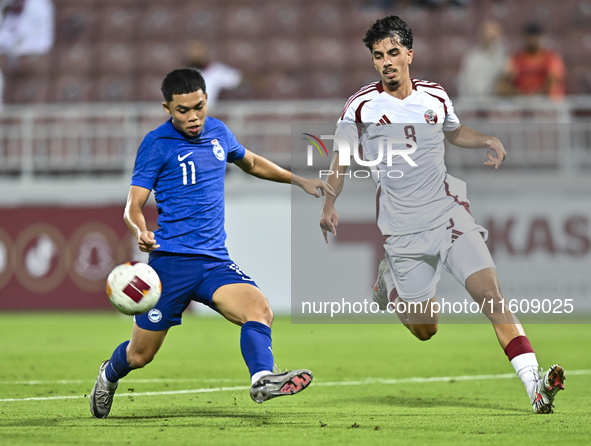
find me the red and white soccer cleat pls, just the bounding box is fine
[250,369,313,404]
[531,364,565,414]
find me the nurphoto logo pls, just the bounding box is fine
[302,133,418,179]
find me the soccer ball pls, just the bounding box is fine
[106,262,161,315]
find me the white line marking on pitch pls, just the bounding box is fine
[0,378,243,385]
[1,369,590,403]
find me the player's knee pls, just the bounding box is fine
[411,324,438,341]
[480,289,505,311]
[265,306,274,326]
[256,304,274,327]
[415,331,436,341]
[127,350,155,369]
[481,288,502,301]
[468,275,502,303]
[241,298,273,327]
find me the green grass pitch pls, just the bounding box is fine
[1,313,590,445]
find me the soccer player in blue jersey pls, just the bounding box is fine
[90,68,334,418]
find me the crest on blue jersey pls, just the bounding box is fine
[148,308,162,323]
[211,139,225,161]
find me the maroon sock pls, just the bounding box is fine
[504,335,534,361]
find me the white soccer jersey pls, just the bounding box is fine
[335,79,465,236]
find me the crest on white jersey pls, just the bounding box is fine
[424,109,438,125]
[211,139,225,161]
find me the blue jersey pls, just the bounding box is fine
[131,117,245,260]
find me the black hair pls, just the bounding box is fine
[524,22,542,35]
[161,68,206,103]
[362,15,413,51]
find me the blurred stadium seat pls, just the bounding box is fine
[94,42,135,76]
[410,36,436,73]
[302,3,347,38]
[5,77,50,103]
[55,7,96,43]
[261,3,304,38]
[223,4,264,39]
[51,76,92,102]
[56,43,92,77]
[222,39,266,72]
[6,54,53,77]
[181,2,223,39]
[567,65,591,95]
[137,42,181,75]
[258,71,304,100]
[402,6,437,36]
[95,7,139,42]
[563,31,591,69]
[138,74,165,102]
[306,70,347,98]
[437,5,478,37]
[93,76,134,102]
[433,34,470,71]
[570,0,591,28]
[265,38,304,72]
[305,38,347,70]
[137,6,180,41]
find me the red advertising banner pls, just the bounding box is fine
[0,206,158,310]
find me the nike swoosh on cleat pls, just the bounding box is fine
[178,152,193,161]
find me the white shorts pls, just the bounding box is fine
[382,205,495,303]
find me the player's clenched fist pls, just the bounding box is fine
[138,231,160,252]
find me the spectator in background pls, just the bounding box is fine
[497,23,566,100]
[183,40,242,109]
[457,19,507,98]
[0,0,55,107]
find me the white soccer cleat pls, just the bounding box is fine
[90,360,118,418]
[372,258,390,311]
[531,364,565,414]
[250,369,313,404]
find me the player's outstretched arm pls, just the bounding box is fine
[319,152,348,243]
[233,149,335,198]
[444,124,507,169]
[124,185,160,253]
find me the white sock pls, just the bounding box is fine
[101,370,118,388]
[511,353,539,395]
[251,370,273,386]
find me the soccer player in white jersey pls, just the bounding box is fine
[319,16,565,414]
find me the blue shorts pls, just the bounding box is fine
[134,252,258,331]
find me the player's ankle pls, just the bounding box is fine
[101,370,118,388]
[251,370,273,385]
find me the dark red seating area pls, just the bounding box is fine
[2,0,591,103]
